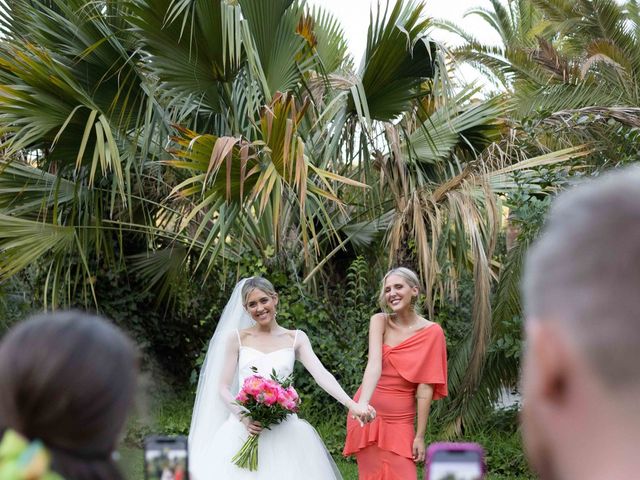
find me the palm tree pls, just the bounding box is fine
[441,0,640,132]
[0,0,157,305]
[427,0,640,433]
[0,0,586,432]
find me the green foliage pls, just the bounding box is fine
[480,430,535,479]
[427,406,534,480]
[0,272,36,335]
[151,395,194,438]
[125,391,193,448]
[468,409,534,479]
[79,262,220,378]
[489,316,523,360]
[13,242,236,381]
[271,256,378,456]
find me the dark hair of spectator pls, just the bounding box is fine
[0,310,138,480]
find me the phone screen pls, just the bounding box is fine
[144,436,188,480]
[429,449,483,480]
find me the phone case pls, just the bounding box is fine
[425,442,486,480]
[144,435,189,480]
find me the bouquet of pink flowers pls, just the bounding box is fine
[232,368,300,470]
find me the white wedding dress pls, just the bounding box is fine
[193,331,343,480]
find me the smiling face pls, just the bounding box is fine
[383,274,418,313]
[244,288,278,326]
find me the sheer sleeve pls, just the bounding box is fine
[218,330,246,418]
[295,330,353,407]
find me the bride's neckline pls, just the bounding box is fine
[240,345,295,355]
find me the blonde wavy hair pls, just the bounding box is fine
[378,267,421,311]
[241,277,277,306]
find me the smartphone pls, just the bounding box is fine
[425,442,485,480]
[144,435,189,480]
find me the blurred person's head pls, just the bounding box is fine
[0,310,138,480]
[521,167,640,480]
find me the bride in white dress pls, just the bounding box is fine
[188,277,372,480]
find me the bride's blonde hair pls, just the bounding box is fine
[378,267,421,311]
[241,277,277,306]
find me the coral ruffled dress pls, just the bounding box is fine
[343,323,448,480]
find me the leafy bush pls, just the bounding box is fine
[80,263,223,379]
[0,272,35,334]
[474,429,534,479]
[462,406,534,479]
[275,256,378,455]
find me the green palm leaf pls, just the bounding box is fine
[130,0,242,111]
[351,0,439,122]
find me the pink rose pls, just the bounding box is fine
[257,383,279,406]
[276,386,299,411]
[276,387,289,405]
[264,378,280,390]
[243,375,265,396]
[286,386,299,402]
[236,390,249,403]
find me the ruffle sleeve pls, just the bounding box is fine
[387,324,448,400]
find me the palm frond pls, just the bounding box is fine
[130,0,242,111]
[129,246,189,308]
[238,0,313,98]
[352,0,440,122]
[0,160,75,217]
[306,5,352,74]
[166,91,367,276]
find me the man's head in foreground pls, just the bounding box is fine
[522,167,640,480]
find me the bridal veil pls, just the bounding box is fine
[188,279,252,479]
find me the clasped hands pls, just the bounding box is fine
[348,400,376,427]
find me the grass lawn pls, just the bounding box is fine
[121,395,533,479]
[119,441,529,480]
[120,443,432,480]
[119,443,360,479]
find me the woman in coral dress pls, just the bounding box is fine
[344,267,448,480]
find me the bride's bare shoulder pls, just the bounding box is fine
[282,328,299,341]
[237,327,255,342]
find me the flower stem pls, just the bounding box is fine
[232,434,259,471]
